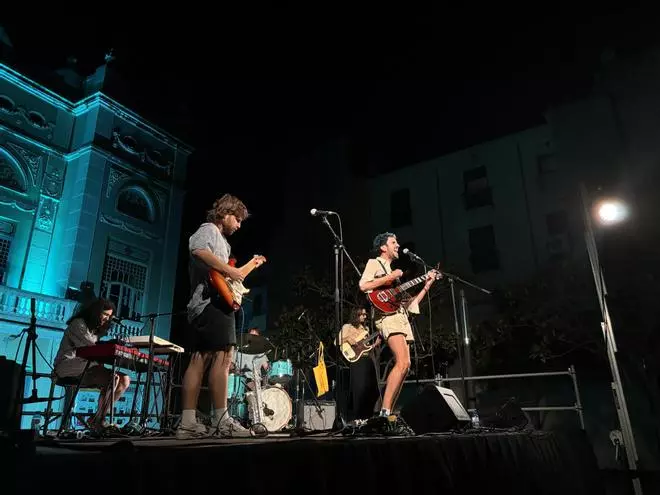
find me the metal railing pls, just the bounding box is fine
[392,365,585,429]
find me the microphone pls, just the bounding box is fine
[402,248,425,263]
[310,208,336,217]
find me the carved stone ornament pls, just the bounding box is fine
[111,128,173,176]
[0,94,55,139]
[42,161,65,199]
[99,213,160,241]
[0,196,36,213]
[37,196,58,233]
[106,168,129,198]
[6,142,42,186]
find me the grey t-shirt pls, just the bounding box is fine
[53,318,99,377]
[187,222,231,322]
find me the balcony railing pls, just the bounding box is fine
[0,286,78,329]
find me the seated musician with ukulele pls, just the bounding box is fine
[337,307,381,421]
[359,232,439,425]
[53,298,131,431]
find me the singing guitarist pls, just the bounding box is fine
[359,232,438,421]
[176,194,250,440]
[337,307,381,421]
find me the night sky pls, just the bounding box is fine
[2,7,658,315]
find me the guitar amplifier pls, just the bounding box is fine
[297,400,335,431]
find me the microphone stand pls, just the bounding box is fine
[407,253,491,409]
[14,298,53,436]
[133,310,184,431]
[442,270,490,410]
[314,212,361,430]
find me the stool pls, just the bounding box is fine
[42,374,100,436]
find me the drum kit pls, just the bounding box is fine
[228,332,297,433]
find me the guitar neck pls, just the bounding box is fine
[239,259,261,277]
[392,274,428,294]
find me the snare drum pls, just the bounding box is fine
[268,359,293,385]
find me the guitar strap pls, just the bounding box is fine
[376,259,392,282]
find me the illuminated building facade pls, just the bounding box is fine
[0,58,192,428]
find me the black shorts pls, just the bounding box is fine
[189,300,236,353]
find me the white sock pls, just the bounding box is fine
[380,408,391,417]
[212,407,228,427]
[181,409,197,426]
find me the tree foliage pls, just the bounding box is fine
[270,252,658,377]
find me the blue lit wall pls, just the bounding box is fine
[0,62,192,430]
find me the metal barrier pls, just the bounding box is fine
[392,365,585,429]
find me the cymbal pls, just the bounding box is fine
[237,333,274,355]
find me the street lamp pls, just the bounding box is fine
[594,197,629,226]
[579,183,642,495]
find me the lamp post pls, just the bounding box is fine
[579,183,642,495]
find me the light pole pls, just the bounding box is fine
[579,183,642,495]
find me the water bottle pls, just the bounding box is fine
[471,410,480,429]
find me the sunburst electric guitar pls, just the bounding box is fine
[367,265,442,314]
[209,255,267,311]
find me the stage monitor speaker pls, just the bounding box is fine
[400,384,471,434]
[479,397,530,429]
[0,357,24,434]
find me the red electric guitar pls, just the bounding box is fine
[209,255,267,311]
[367,265,442,314]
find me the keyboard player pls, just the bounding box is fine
[53,298,131,430]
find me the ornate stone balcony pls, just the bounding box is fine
[0,286,78,329]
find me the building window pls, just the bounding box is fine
[463,166,493,209]
[100,241,149,320]
[546,210,571,261]
[117,186,155,223]
[546,210,568,235]
[537,153,558,191]
[0,148,27,194]
[468,225,500,273]
[390,188,412,227]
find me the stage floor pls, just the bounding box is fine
[7,429,605,495]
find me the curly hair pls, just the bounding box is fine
[67,297,116,336]
[372,232,395,255]
[206,194,249,224]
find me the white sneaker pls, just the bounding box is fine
[175,422,208,440]
[212,417,250,438]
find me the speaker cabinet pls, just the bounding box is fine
[0,357,24,434]
[479,397,530,429]
[400,384,471,434]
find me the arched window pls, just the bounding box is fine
[116,185,155,223]
[0,148,27,194]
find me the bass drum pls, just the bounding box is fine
[245,386,292,432]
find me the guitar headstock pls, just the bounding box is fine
[252,255,267,266]
[429,262,443,280]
